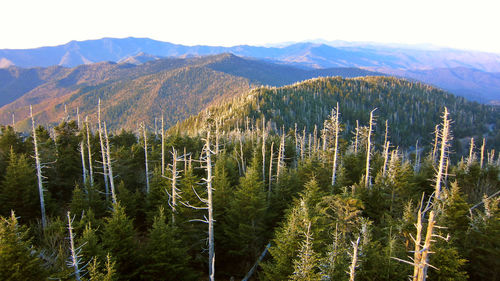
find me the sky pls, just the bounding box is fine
[0,0,499,53]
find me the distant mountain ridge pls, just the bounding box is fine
[2,37,500,71]
[2,37,500,103]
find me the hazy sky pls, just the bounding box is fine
[1,0,499,53]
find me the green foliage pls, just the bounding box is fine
[88,254,117,281]
[0,149,40,221]
[141,207,196,280]
[101,203,139,280]
[0,212,47,281]
[222,163,268,275]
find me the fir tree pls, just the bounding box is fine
[0,212,47,280]
[141,207,196,280]
[101,203,139,280]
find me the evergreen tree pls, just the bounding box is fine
[88,254,117,281]
[0,150,40,221]
[101,203,139,280]
[0,212,47,280]
[222,162,268,275]
[141,207,196,280]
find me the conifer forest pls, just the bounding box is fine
[0,77,499,281]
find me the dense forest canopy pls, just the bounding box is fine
[0,75,499,281]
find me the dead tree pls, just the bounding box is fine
[85,117,94,186]
[166,148,182,223]
[348,236,361,281]
[103,122,117,205]
[161,115,165,176]
[331,103,341,187]
[467,137,475,167]
[77,108,88,186]
[415,107,452,281]
[354,120,359,154]
[67,211,84,280]
[277,129,286,183]
[480,138,485,169]
[364,109,377,188]
[98,99,109,201]
[382,140,391,177]
[142,123,150,194]
[414,140,420,173]
[262,118,266,183]
[181,130,215,281]
[268,142,274,199]
[30,106,47,229]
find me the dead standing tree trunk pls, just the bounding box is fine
[331,103,341,188]
[181,129,215,281]
[77,108,88,187]
[104,122,117,205]
[85,117,94,186]
[364,109,377,188]
[142,123,150,194]
[31,105,47,230]
[98,99,110,202]
[67,211,83,281]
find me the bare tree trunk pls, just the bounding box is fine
[349,237,361,281]
[142,123,150,194]
[77,109,88,187]
[467,137,475,167]
[161,115,165,176]
[31,106,47,230]
[104,122,117,205]
[98,99,109,201]
[412,207,423,281]
[169,148,181,223]
[301,128,306,161]
[67,211,82,281]
[262,118,266,183]
[215,118,220,155]
[354,120,359,154]
[268,142,274,200]
[205,131,215,281]
[480,138,485,169]
[184,147,188,172]
[331,103,340,187]
[85,117,94,186]
[313,125,318,154]
[415,107,451,281]
[277,131,285,183]
[382,141,390,177]
[364,109,377,188]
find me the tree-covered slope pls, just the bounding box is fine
[0,54,382,131]
[175,76,500,150]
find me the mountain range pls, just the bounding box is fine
[0,54,381,131]
[1,37,500,103]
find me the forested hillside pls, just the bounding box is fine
[0,75,499,280]
[175,76,500,154]
[0,54,381,131]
